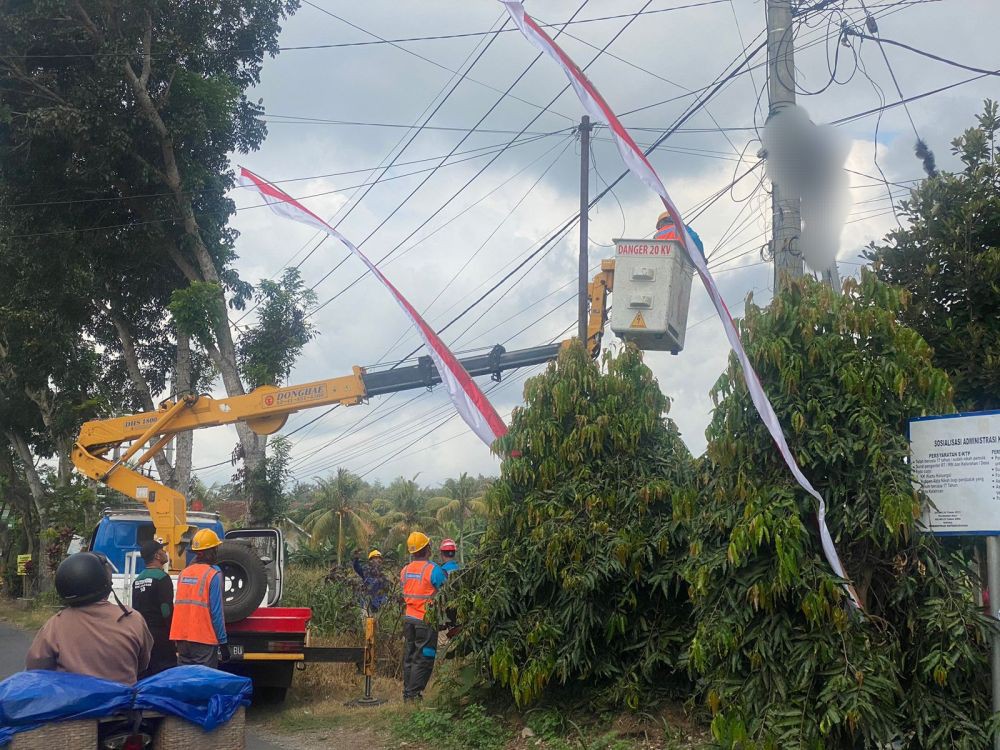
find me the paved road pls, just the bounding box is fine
[0,619,283,749]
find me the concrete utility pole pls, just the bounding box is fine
[766,0,803,291]
[578,115,592,346]
[766,0,841,292]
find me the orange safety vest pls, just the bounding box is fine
[655,223,680,241]
[401,561,436,621]
[169,563,219,645]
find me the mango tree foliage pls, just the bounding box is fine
[454,344,696,708]
[867,101,1000,411]
[683,273,995,749]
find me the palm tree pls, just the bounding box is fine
[302,469,373,566]
[377,476,441,554]
[435,472,486,564]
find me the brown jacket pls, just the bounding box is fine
[26,600,154,684]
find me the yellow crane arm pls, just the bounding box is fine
[72,262,615,570]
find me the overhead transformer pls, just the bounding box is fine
[610,238,694,354]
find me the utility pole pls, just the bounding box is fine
[578,115,592,346]
[766,0,841,292]
[766,0,803,291]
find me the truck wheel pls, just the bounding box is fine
[217,541,267,622]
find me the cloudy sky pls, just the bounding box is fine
[186,0,997,492]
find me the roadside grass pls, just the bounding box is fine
[0,595,59,631]
[255,647,712,750]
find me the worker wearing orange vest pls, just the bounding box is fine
[655,211,705,256]
[169,528,229,668]
[400,531,447,701]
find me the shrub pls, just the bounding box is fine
[683,273,996,748]
[391,703,510,750]
[453,344,696,708]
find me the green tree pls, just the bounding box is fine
[867,101,1000,411]
[1,0,302,518]
[303,469,373,566]
[238,268,317,389]
[239,434,291,526]
[455,344,696,708]
[684,274,994,748]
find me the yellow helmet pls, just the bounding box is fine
[368,549,383,560]
[406,531,430,554]
[191,528,222,551]
[656,210,674,228]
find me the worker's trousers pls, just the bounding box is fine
[402,617,437,699]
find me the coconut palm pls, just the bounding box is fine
[435,472,487,564]
[302,469,373,566]
[376,476,441,554]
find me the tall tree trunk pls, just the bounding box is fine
[337,513,344,567]
[106,305,176,483]
[459,506,466,566]
[5,428,50,589]
[106,11,267,477]
[171,331,194,495]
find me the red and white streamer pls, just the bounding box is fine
[500,1,859,606]
[239,167,508,448]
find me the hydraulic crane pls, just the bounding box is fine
[72,260,617,570]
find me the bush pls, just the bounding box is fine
[391,703,510,750]
[281,563,405,677]
[683,273,996,748]
[453,344,696,708]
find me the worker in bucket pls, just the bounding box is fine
[655,210,705,258]
[400,531,447,702]
[131,539,176,676]
[26,552,153,684]
[169,529,229,668]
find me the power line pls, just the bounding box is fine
[845,28,1000,78]
[306,0,654,319]
[10,0,730,59]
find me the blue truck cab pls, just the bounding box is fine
[89,508,225,575]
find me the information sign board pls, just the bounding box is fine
[16,554,31,576]
[910,410,1000,535]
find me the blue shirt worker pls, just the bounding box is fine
[400,532,447,701]
[655,211,705,258]
[438,539,459,575]
[352,548,389,613]
[169,529,229,668]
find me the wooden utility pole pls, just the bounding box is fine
[578,115,592,345]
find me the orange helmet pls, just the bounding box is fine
[656,210,674,228]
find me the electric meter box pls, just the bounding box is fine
[610,238,694,353]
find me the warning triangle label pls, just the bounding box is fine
[630,312,647,329]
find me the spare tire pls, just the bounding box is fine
[217,541,267,623]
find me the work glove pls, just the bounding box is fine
[219,643,232,663]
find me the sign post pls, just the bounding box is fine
[909,410,1000,748]
[16,553,31,599]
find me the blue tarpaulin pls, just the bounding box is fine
[0,671,131,745]
[0,667,251,745]
[134,666,252,732]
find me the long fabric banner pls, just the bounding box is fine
[499,0,860,607]
[239,167,508,448]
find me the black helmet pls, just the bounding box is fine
[55,552,112,607]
